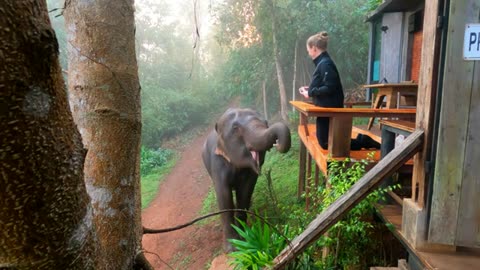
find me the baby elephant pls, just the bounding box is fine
[201,108,291,252]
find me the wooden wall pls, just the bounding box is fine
[380,12,404,83]
[429,0,480,248]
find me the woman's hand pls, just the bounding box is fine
[298,86,309,98]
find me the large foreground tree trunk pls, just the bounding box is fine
[0,1,97,269]
[65,1,143,269]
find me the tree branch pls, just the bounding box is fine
[142,209,294,252]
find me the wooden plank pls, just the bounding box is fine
[352,125,382,143]
[429,0,478,245]
[456,59,480,247]
[328,116,352,157]
[379,120,415,133]
[290,101,416,118]
[411,0,442,209]
[271,130,424,269]
[363,83,418,88]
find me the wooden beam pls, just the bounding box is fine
[271,130,424,269]
[411,0,442,208]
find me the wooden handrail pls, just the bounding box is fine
[290,101,416,118]
[270,129,424,269]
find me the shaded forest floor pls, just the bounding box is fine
[141,126,223,269]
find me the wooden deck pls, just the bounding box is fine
[298,124,382,174]
[376,205,480,270]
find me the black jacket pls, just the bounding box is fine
[308,52,344,108]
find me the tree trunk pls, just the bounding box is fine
[292,38,298,106]
[262,78,268,120]
[0,1,97,269]
[272,16,289,121]
[65,1,144,269]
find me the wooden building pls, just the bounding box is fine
[272,0,480,269]
[365,0,480,268]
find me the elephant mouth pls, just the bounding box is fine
[250,150,260,174]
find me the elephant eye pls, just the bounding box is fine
[231,122,241,133]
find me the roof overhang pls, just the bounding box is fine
[366,0,423,22]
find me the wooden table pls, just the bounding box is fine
[364,83,418,130]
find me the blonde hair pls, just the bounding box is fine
[306,31,329,50]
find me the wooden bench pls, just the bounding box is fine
[291,101,417,200]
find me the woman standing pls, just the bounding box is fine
[299,32,379,150]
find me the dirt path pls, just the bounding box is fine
[141,129,223,270]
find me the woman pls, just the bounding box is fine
[299,31,379,150]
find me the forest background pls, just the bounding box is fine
[47,0,380,149]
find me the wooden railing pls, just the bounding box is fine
[291,101,417,158]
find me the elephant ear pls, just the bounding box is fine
[214,146,231,163]
[214,124,231,163]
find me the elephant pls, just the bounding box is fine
[201,108,291,252]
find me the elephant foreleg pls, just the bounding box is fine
[234,174,258,225]
[212,177,237,252]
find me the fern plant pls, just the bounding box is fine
[228,218,285,270]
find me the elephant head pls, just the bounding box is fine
[214,108,291,174]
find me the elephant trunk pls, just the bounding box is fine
[245,122,291,153]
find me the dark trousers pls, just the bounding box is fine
[316,117,362,150]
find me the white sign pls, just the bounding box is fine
[464,24,480,60]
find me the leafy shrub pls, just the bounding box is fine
[315,156,400,268]
[228,218,287,270]
[140,146,172,176]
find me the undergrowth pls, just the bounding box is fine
[229,133,400,269]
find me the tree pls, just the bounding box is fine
[0,1,97,268]
[268,0,289,121]
[64,1,144,269]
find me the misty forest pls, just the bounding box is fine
[0,0,389,269]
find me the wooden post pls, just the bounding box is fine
[298,140,306,199]
[411,0,442,208]
[380,126,396,204]
[328,116,353,157]
[306,153,312,210]
[297,114,308,199]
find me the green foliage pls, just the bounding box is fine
[140,146,173,176]
[228,218,287,270]
[309,156,400,268]
[140,146,176,208]
[136,0,230,148]
[212,0,375,117]
[248,137,399,269]
[140,154,177,208]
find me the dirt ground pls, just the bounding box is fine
[141,128,224,270]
